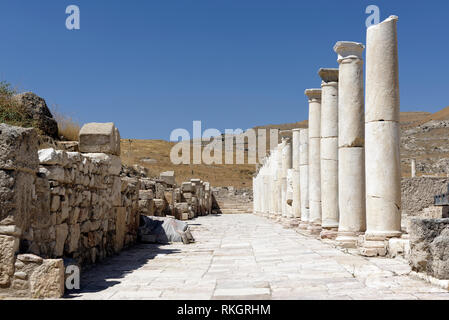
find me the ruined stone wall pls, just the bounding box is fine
[27,148,140,265]
[0,122,214,298]
[0,123,140,298]
[401,177,449,217]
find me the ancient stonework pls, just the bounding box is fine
[409,218,449,280]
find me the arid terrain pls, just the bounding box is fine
[121,106,449,187]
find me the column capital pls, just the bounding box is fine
[318,68,339,83]
[334,41,365,63]
[304,88,322,102]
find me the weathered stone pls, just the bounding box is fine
[79,123,120,155]
[55,224,69,257]
[12,92,59,138]
[160,171,175,186]
[17,253,43,264]
[38,148,68,166]
[0,170,36,232]
[114,207,126,253]
[0,235,19,287]
[66,224,80,253]
[0,124,39,172]
[139,190,154,200]
[29,259,65,298]
[181,182,193,192]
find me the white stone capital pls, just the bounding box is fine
[304,88,322,102]
[318,68,339,83]
[334,41,365,63]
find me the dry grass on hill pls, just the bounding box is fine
[51,108,81,141]
[120,139,255,188]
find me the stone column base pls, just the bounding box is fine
[298,222,309,230]
[320,228,338,240]
[307,224,322,236]
[335,232,364,249]
[359,232,402,257]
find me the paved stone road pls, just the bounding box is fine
[69,214,449,300]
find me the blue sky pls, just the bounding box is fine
[0,0,448,139]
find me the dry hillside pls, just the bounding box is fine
[121,106,449,188]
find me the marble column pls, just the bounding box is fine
[292,129,301,219]
[318,68,340,239]
[334,41,366,248]
[362,16,401,256]
[281,138,292,218]
[411,159,416,178]
[275,141,284,217]
[305,89,322,234]
[269,149,278,217]
[298,128,310,229]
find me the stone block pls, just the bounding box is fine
[139,190,154,200]
[79,122,120,155]
[409,218,449,279]
[0,235,19,287]
[29,259,65,298]
[181,182,193,192]
[55,224,69,257]
[160,171,175,186]
[114,207,126,253]
[0,123,39,172]
[38,148,68,166]
[0,170,36,231]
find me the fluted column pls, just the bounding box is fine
[318,68,339,239]
[305,89,322,235]
[292,129,301,219]
[334,41,366,248]
[298,128,310,229]
[361,16,402,256]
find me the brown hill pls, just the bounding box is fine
[121,108,449,188]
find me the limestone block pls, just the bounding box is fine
[66,224,80,253]
[29,259,65,298]
[0,235,19,287]
[79,122,121,155]
[0,123,39,172]
[160,171,176,186]
[55,224,68,257]
[338,147,366,233]
[0,170,35,231]
[139,190,154,200]
[365,16,400,122]
[114,207,126,253]
[40,166,66,182]
[38,148,68,167]
[321,137,338,161]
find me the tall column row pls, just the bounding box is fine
[253,15,401,257]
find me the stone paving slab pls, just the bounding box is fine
[68,214,449,300]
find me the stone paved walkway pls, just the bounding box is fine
[69,214,449,300]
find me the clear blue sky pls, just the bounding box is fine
[0,0,448,139]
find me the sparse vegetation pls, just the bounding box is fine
[0,81,37,128]
[51,105,81,141]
